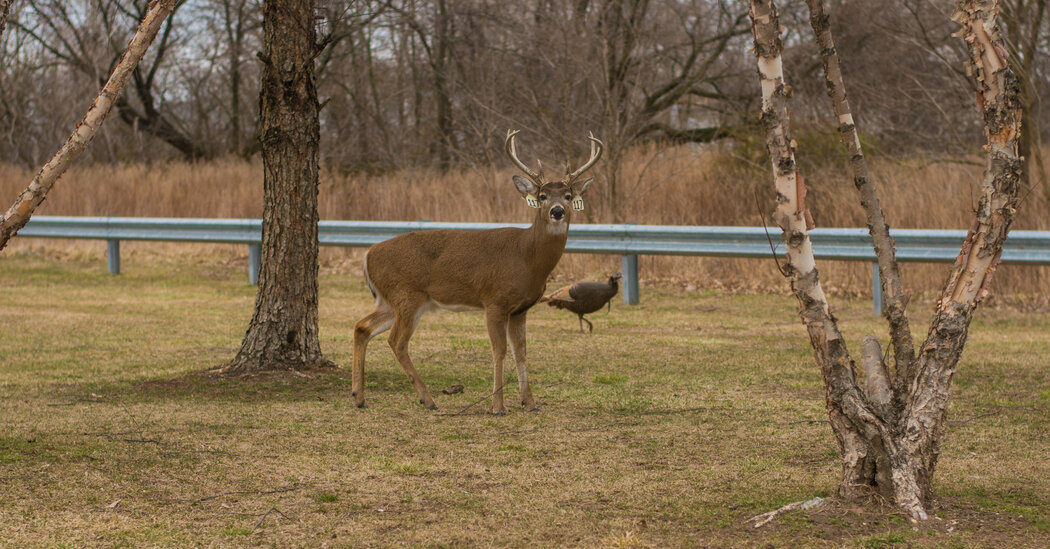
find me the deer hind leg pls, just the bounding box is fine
[485,307,510,415]
[507,311,537,411]
[388,297,437,410]
[352,304,394,408]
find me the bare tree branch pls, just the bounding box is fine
[805,0,916,396]
[0,0,180,251]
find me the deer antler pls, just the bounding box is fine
[505,130,544,184]
[566,132,603,182]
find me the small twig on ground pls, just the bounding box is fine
[252,505,292,533]
[639,406,728,415]
[949,409,1001,425]
[162,484,301,504]
[568,420,640,433]
[436,380,507,416]
[47,394,108,406]
[786,419,830,425]
[87,432,166,445]
[748,497,826,528]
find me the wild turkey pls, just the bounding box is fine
[540,273,622,333]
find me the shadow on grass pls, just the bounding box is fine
[49,363,493,408]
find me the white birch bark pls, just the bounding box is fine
[0,0,179,251]
[750,0,1021,522]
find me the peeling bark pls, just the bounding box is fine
[806,0,915,389]
[895,1,1023,514]
[861,337,892,419]
[0,0,178,252]
[750,0,1021,521]
[222,0,333,374]
[749,0,883,505]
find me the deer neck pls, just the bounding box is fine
[521,210,568,278]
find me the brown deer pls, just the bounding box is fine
[351,130,602,414]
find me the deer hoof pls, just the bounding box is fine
[355,402,367,409]
[526,406,541,413]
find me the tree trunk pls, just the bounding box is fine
[433,0,453,171]
[0,0,12,41]
[748,0,1022,521]
[222,0,247,156]
[0,0,178,251]
[223,0,333,375]
[1003,0,1047,203]
[806,0,916,388]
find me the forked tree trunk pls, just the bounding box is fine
[222,0,333,374]
[0,0,178,252]
[748,0,1022,520]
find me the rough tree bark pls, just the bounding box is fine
[0,0,178,252]
[748,0,1022,521]
[806,0,916,391]
[0,0,11,41]
[222,0,333,374]
[1002,0,1047,202]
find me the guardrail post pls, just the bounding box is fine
[872,262,882,316]
[249,243,261,285]
[621,254,639,305]
[106,240,120,275]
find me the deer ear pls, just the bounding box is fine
[571,177,593,197]
[513,175,539,197]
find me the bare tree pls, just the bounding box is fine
[1001,0,1048,199]
[13,0,210,159]
[222,0,333,374]
[0,0,180,250]
[749,0,1023,521]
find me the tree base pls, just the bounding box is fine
[220,355,336,377]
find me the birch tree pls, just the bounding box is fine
[0,0,180,251]
[748,0,1023,521]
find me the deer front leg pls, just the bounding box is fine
[507,311,537,411]
[485,307,510,415]
[388,302,437,410]
[352,306,394,408]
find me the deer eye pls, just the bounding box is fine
[538,193,548,201]
[564,194,572,201]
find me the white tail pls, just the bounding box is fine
[351,130,602,413]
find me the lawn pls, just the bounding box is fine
[1,253,1048,547]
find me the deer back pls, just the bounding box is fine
[365,220,566,313]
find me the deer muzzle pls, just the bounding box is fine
[549,204,565,221]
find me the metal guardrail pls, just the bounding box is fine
[17,216,1050,314]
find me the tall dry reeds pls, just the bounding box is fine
[2,145,1048,300]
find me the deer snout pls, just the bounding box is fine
[550,204,566,221]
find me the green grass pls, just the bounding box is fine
[1,254,1049,547]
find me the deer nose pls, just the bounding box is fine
[550,205,565,221]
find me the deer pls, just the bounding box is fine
[351,130,602,414]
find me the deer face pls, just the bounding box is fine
[506,129,601,233]
[513,178,592,231]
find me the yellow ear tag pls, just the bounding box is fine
[525,194,540,208]
[572,196,585,211]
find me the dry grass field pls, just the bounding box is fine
[2,255,1048,547]
[3,143,1049,298]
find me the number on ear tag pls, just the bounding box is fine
[572,197,585,211]
[525,194,540,208]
